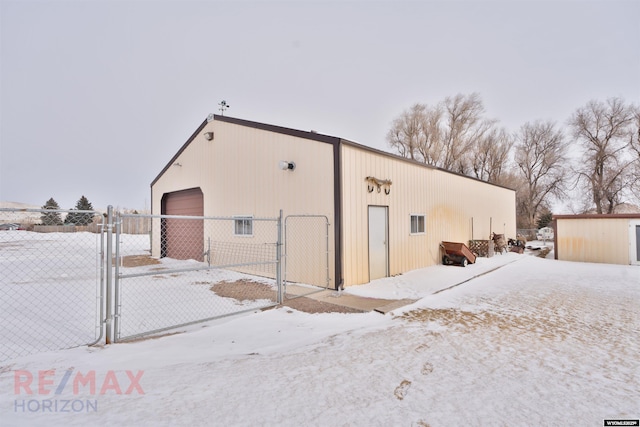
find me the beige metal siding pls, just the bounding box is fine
[341,144,516,286]
[556,217,631,265]
[152,119,335,287]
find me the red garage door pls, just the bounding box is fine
[161,188,204,261]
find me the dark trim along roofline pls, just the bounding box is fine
[151,114,515,192]
[554,214,640,220]
[150,119,208,187]
[214,114,343,146]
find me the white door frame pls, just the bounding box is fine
[368,205,389,281]
[630,220,640,266]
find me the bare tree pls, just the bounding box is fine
[514,121,568,228]
[629,107,640,202]
[386,103,443,164]
[387,103,422,161]
[568,98,637,214]
[387,93,502,178]
[416,105,445,166]
[469,127,513,184]
[440,93,487,173]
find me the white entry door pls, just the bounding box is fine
[368,206,389,281]
[630,220,640,266]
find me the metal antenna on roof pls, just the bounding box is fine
[218,100,230,116]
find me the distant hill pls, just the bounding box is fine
[0,201,43,224]
[0,201,40,210]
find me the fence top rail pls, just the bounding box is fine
[118,213,279,221]
[284,214,330,221]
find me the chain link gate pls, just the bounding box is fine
[113,212,282,342]
[1,207,330,359]
[283,215,331,299]
[0,208,105,362]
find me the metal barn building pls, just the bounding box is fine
[151,115,516,288]
[553,214,640,266]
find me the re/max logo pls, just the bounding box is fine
[14,369,145,395]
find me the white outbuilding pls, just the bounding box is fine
[553,214,640,266]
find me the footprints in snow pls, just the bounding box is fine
[421,362,433,375]
[392,343,435,426]
[394,380,411,400]
[394,362,433,400]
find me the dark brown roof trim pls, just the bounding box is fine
[554,214,640,220]
[214,114,342,146]
[152,114,515,193]
[150,119,208,187]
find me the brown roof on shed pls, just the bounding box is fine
[554,214,640,220]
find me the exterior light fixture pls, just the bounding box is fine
[204,132,214,141]
[279,160,296,171]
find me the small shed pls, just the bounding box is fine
[151,115,517,288]
[553,214,640,266]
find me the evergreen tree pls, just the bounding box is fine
[40,198,63,225]
[536,210,553,229]
[64,195,95,225]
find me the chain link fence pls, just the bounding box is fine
[0,208,104,362]
[113,213,281,342]
[1,207,330,360]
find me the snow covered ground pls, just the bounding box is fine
[0,231,279,358]
[1,249,639,426]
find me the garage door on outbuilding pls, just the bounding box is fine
[161,187,204,261]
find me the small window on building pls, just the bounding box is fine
[234,216,253,236]
[410,214,425,234]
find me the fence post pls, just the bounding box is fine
[325,217,330,289]
[276,210,283,304]
[114,211,121,342]
[105,205,113,344]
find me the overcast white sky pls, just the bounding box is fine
[1,0,639,210]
